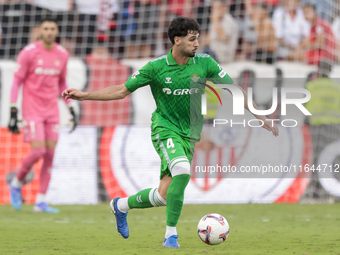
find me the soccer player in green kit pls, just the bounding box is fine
[62,17,279,248]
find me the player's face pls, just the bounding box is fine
[178,31,199,58]
[40,21,59,45]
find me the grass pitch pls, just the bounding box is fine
[1,203,340,255]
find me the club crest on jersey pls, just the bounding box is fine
[38,59,43,65]
[165,77,172,84]
[192,74,199,82]
[55,60,60,66]
[132,71,140,79]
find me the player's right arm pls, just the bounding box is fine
[8,48,30,134]
[62,62,154,101]
[62,84,131,101]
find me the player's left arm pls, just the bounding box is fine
[207,56,279,137]
[59,55,77,132]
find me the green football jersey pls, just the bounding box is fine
[124,49,234,141]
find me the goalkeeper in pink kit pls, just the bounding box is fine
[8,17,77,213]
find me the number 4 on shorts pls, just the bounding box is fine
[167,138,175,148]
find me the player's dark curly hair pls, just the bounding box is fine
[168,17,200,45]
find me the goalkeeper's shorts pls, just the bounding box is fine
[23,117,59,143]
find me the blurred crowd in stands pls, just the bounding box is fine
[0,0,338,66]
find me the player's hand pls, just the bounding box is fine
[8,107,20,134]
[62,88,88,101]
[261,119,279,137]
[69,106,77,133]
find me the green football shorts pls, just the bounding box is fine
[151,128,195,179]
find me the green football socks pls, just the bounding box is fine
[165,174,190,227]
[126,174,190,227]
[128,188,166,209]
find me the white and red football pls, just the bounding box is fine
[197,213,230,245]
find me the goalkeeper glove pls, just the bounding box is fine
[69,106,78,133]
[8,106,20,134]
